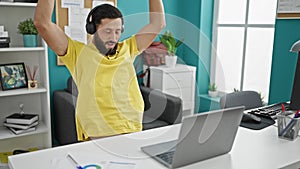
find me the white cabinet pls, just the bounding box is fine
[144,64,196,116]
[0,2,51,152]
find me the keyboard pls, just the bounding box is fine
[246,102,290,119]
[156,151,175,165]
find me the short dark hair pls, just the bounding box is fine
[90,4,123,25]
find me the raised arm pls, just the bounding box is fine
[34,0,68,56]
[135,0,166,52]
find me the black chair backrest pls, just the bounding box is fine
[66,76,78,97]
[140,86,182,124]
[220,91,262,110]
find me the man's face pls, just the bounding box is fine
[93,18,123,55]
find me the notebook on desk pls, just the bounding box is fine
[141,106,244,168]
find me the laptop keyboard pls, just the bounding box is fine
[156,151,175,165]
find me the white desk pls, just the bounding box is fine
[8,124,300,169]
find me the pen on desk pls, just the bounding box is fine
[67,154,83,169]
[279,119,296,136]
[281,103,285,113]
[294,110,300,118]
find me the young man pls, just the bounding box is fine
[34,1,165,141]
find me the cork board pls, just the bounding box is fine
[277,13,300,19]
[55,0,117,65]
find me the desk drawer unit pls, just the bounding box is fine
[146,64,196,116]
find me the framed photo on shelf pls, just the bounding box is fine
[0,62,28,91]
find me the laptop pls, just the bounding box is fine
[141,106,244,168]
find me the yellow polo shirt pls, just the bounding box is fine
[59,35,144,141]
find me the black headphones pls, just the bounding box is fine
[85,6,99,34]
[85,5,124,35]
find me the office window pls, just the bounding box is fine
[211,0,277,102]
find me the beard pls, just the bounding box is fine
[94,33,118,56]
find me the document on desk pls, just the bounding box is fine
[66,151,137,169]
[106,161,136,169]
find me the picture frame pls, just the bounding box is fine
[0,62,28,91]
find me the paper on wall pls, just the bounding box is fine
[68,7,90,28]
[61,0,84,8]
[65,26,87,44]
[92,0,114,8]
[65,7,89,44]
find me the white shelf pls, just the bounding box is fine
[149,64,196,73]
[0,47,45,52]
[0,2,36,7]
[0,88,47,97]
[0,1,51,151]
[0,122,47,140]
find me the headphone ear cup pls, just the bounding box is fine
[121,25,124,33]
[86,22,96,34]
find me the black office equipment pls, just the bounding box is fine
[247,40,300,118]
[0,37,10,48]
[290,41,300,110]
[246,102,289,119]
[13,150,29,155]
[290,40,300,110]
[241,113,261,123]
[219,91,276,130]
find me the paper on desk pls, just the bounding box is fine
[106,161,136,169]
[68,151,137,169]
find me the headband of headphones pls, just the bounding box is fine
[85,5,124,34]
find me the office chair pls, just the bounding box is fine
[220,91,275,130]
[220,91,263,110]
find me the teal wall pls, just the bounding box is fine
[175,0,214,112]
[269,19,300,104]
[179,0,213,95]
